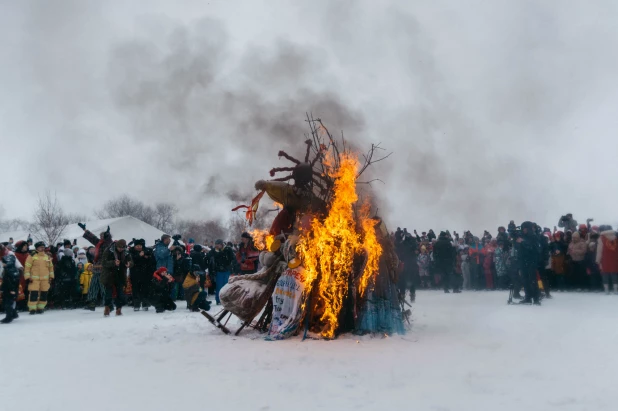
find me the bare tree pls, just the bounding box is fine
[31,192,71,245]
[0,205,31,233]
[174,219,228,245]
[96,195,177,231]
[153,203,178,233]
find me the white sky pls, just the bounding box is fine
[1,0,617,233]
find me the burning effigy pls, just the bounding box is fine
[203,118,408,339]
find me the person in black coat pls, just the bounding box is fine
[1,246,21,323]
[397,233,419,302]
[516,221,541,305]
[55,248,78,309]
[190,245,207,288]
[129,239,155,311]
[433,232,458,293]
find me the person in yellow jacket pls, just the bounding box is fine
[80,263,94,300]
[24,241,54,314]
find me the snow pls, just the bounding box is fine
[2,291,617,411]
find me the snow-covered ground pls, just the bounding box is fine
[1,290,616,411]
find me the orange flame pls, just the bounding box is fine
[249,229,274,251]
[297,153,382,339]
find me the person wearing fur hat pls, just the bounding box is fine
[129,239,155,311]
[151,267,177,313]
[77,223,113,311]
[100,239,133,317]
[237,232,259,275]
[55,248,78,309]
[595,226,618,295]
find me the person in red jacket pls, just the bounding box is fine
[596,226,618,294]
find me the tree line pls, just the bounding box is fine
[0,192,274,246]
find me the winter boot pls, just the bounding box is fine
[519,298,533,305]
[533,299,541,306]
[115,307,122,316]
[142,307,149,311]
[444,289,450,294]
[134,306,140,312]
[1,314,14,324]
[453,289,461,294]
[36,309,44,314]
[104,306,111,317]
[29,310,36,315]
[604,284,610,295]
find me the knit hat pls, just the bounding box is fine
[63,248,74,258]
[134,238,146,247]
[63,239,72,247]
[116,239,127,248]
[241,232,252,239]
[194,244,203,252]
[34,241,46,249]
[215,239,224,245]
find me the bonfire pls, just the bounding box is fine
[203,116,407,339]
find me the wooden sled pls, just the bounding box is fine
[200,261,282,336]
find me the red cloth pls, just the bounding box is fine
[600,236,618,273]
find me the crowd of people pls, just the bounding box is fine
[2,213,617,324]
[0,223,259,324]
[393,214,618,305]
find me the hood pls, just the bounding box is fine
[14,240,28,253]
[600,230,617,242]
[85,263,93,272]
[571,232,582,243]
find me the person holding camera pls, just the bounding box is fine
[558,214,578,233]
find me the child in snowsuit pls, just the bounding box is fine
[417,246,431,288]
[151,267,177,313]
[182,265,211,312]
[80,263,93,304]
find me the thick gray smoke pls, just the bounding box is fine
[1,0,618,233]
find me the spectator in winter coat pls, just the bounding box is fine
[494,241,509,289]
[568,232,588,290]
[151,267,177,313]
[206,239,240,305]
[558,213,578,233]
[596,228,618,294]
[79,224,113,311]
[182,266,211,312]
[154,235,175,274]
[80,263,93,301]
[433,232,458,293]
[55,248,78,309]
[100,239,133,317]
[482,240,496,290]
[171,247,190,301]
[129,239,155,311]
[417,246,431,288]
[1,244,23,323]
[468,238,483,290]
[237,232,260,275]
[497,227,509,247]
[76,249,88,266]
[551,232,567,291]
[190,245,207,288]
[13,240,29,307]
[460,246,471,290]
[516,221,541,304]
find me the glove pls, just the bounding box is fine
[78,223,86,231]
[106,226,110,234]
